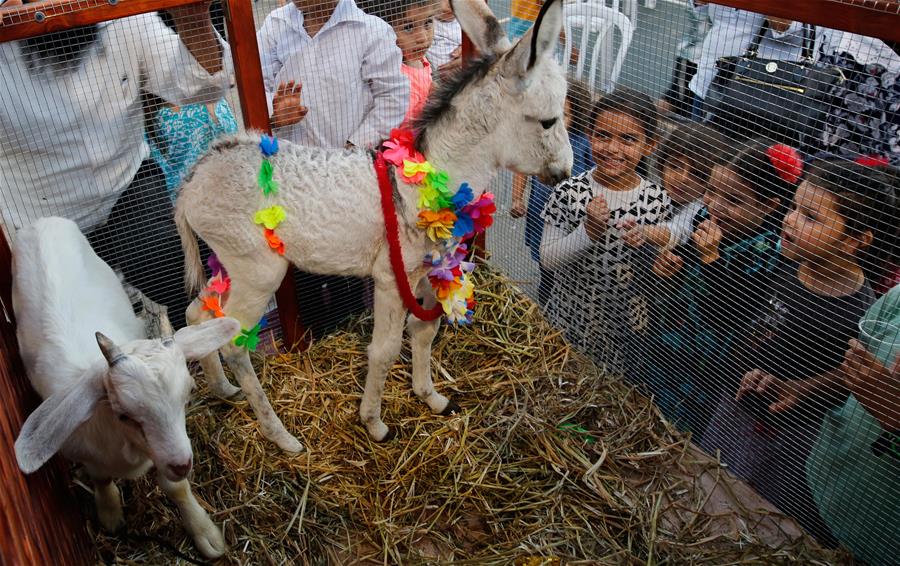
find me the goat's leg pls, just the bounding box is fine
[185,297,242,400]
[407,279,459,415]
[156,471,226,559]
[91,477,124,531]
[359,281,407,441]
[218,256,303,453]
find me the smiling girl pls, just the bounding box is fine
[540,88,669,376]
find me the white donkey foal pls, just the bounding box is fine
[13,217,239,559]
[175,0,572,451]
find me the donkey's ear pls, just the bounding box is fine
[15,366,106,474]
[173,317,241,361]
[451,0,511,57]
[501,0,564,80]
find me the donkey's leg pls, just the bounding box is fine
[185,297,242,400]
[406,279,459,415]
[359,280,407,441]
[157,471,226,559]
[218,254,303,454]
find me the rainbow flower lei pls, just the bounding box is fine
[381,129,496,325]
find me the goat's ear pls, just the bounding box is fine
[451,0,510,57]
[15,367,105,474]
[500,0,564,80]
[173,317,241,361]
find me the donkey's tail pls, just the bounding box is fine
[174,202,206,294]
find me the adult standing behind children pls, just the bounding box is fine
[258,0,409,149]
[806,283,900,566]
[257,0,409,337]
[0,0,232,329]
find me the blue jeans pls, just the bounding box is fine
[691,96,706,121]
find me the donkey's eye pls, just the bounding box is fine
[540,118,558,130]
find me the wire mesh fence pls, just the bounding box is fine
[0,0,897,563]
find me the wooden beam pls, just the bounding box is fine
[0,0,196,41]
[712,0,900,43]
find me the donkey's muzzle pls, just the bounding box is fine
[538,166,571,187]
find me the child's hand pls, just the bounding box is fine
[584,195,610,241]
[619,218,645,248]
[652,250,684,278]
[737,369,809,413]
[439,47,462,77]
[510,200,526,218]
[692,219,723,264]
[842,339,900,431]
[271,81,308,129]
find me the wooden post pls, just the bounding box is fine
[0,232,94,566]
[224,0,306,349]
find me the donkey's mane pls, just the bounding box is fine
[413,55,497,154]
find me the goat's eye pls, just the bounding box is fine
[118,413,131,423]
[540,118,558,130]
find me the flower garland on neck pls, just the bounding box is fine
[380,129,496,324]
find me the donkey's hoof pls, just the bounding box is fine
[211,382,244,401]
[440,400,462,416]
[264,427,304,454]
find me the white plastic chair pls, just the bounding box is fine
[562,3,634,93]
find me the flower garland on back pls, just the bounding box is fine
[199,135,284,351]
[379,129,496,325]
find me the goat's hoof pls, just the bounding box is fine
[190,517,227,559]
[440,400,462,416]
[97,503,125,533]
[377,428,397,443]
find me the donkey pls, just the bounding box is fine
[175,0,572,452]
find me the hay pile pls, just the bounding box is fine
[90,270,850,565]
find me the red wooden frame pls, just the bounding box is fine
[0,2,897,560]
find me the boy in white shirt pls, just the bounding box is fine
[258,0,409,149]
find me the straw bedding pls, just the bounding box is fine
[88,270,851,565]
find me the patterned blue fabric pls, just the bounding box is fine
[525,131,593,262]
[148,100,239,195]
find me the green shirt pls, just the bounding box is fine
[806,285,900,566]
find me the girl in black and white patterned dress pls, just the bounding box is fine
[541,88,671,377]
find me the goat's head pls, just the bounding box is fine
[15,315,240,481]
[419,0,573,186]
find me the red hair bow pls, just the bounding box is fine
[766,144,803,185]
[855,155,890,168]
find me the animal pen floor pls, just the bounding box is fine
[87,271,850,565]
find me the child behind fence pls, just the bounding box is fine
[362,0,437,127]
[540,88,670,377]
[626,124,731,431]
[700,159,898,545]
[647,140,800,434]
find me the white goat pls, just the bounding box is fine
[175,0,572,452]
[12,217,240,560]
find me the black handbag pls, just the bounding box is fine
[708,21,845,147]
[662,56,699,121]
